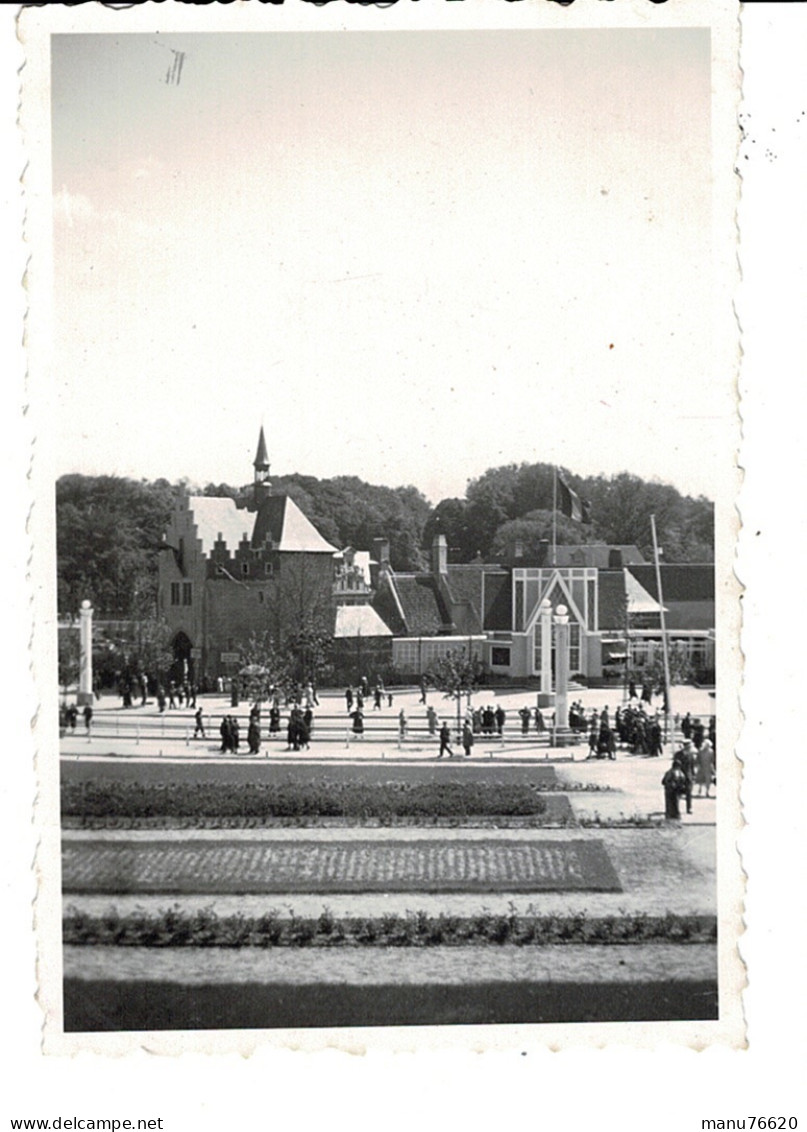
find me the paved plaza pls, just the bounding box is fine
[60,682,718,1029]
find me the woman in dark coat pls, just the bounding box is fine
[662,761,685,820]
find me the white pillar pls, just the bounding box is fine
[552,604,570,747]
[539,598,553,694]
[77,600,93,707]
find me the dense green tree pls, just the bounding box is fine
[428,462,713,564]
[422,498,478,562]
[56,475,176,616]
[489,511,590,559]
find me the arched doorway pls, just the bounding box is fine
[171,630,194,685]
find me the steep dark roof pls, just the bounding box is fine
[483,571,512,632]
[553,545,646,568]
[628,565,715,603]
[372,581,407,637]
[389,575,451,636]
[445,565,485,633]
[597,570,629,631]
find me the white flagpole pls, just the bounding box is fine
[552,466,558,567]
[650,513,673,744]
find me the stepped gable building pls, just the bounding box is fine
[158,428,338,681]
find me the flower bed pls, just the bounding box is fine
[62,905,717,948]
[61,779,556,822]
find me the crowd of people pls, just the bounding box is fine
[62,673,718,790]
[662,737,716,819]
[344,677,394,716]
[58,702,93,733]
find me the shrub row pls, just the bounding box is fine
[63,906,717,948]
[61,780,554,820]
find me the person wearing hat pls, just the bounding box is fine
[675,741,696,814]
[661,757,686,821]
[696,739,715,798]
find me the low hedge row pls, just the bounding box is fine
[61,780,553,820]
[63,906,717,948]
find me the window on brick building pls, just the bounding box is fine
[241,562,249,576]
[170,582,180,606]
[182,582,192,606]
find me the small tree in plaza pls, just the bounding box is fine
[284,622,333,690]
[427,648,486,738]
[58,629,81,698]
[640,642,695,698]
[114,616,175,686]
[236,631,292,704]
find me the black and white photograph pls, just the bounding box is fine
[19,0,749,1053]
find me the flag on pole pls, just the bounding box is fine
[557,474,592,523]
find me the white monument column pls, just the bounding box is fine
[552,604,570,747]
[77,599,94,707]
[539,598,553,696]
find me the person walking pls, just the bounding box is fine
[437,721,454,759]
[494,705,505,737]
[247,717,261,755]
[426,705,438,736]
[675,742,696,815]
[696,739,715,798]
[419,677,428,705]
[691,717,706,751]
[350,708,364,738]
[345,687,354,713]
[398,709,408,741]
[662,759,686,820]
[461,720,474,758]
[83,704,93,734]
[193,707,205,739]
[648,717,663,757]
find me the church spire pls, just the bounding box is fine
[254,425,269,475]
[253,425,271,503]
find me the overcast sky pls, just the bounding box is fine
[51,29,720,504]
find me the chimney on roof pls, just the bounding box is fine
[372,537,390,567]
[608,548,624,569]
[432,533,448,577]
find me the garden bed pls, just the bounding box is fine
[61,779,574,822]
[63,905,717,948]
[61,793,576,830]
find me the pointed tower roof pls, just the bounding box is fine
[254,426,269,471]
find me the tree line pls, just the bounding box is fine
[56,463,713,617]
